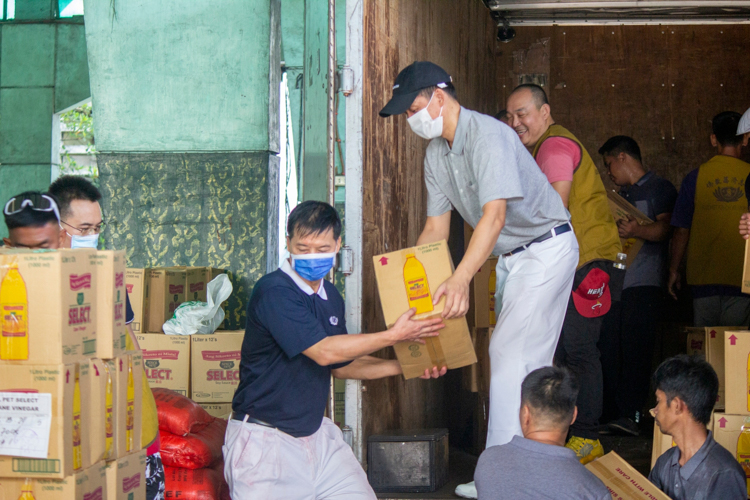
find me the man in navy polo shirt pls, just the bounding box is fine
[224,201,447,500]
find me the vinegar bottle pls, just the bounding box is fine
[18,478,35,500]
[488,268,496,327]
[104,362,114,460]
[126,357,135,452]
[0,263,29,360]
[72,365,82,471]
[403,254,433,315]
[737,417,750,495]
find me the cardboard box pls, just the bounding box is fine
[467,258,498,330]
[199,403,233,419]
[95,250,127,359]
[372,241,477,380]
[705,326,740,410]
[0,249,97,364]
[0,363,90,478]
[190,332,243,403]
[137,333,191,396]
[713,413,746,456]
[724,330,750,415]
[173,266,229,328]
[0,461,107,500]
[82,359,107,467]
[125,269,147,333]
[606,190,653,268]
[144,268,186,333]
[108,351,143,459]
[686,327,706,356]
[463,327,492,394]
[105,449,146,500]
[586,451,670,500]
[651,423,675,468]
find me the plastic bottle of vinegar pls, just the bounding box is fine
[72,365,82,471]
[18,478,35,500]
[126,358,135,452]
[488,268,496,327]
[737,417,750,493]
[403,254,433,315]
[104,362,114,460]
[0,263,29,360]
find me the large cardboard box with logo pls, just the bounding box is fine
[724,331,750,415]
[125,269,147,333]
[686,327,706,356]
[107,351,143,460]
[137,333,190,396]
[372,241,477,380]
[95,250,127,359]
[712,412,750,498]
[105,449,146,500]
[144,268,186,333]
[586,451,670,500]
[0,461,107,500]
[190,332,243,403]
[0,363,91,478]
[0,249,98,364]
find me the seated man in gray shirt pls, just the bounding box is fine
[649,355,746,500]
[475,366,610,500]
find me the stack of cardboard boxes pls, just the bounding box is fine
[127,265,240,419]
[0,249,146,500]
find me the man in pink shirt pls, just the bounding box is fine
[506,84,622,465]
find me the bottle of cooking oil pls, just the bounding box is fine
[0,263,29,360]
[488,268,496,327]
[403,253,433,315]
[72,365,82,471]
[737,417,750,494]
[18,478,35,500]
[104,362,114,460]
[126,357,135,452]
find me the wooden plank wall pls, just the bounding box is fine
[361,0,750,449]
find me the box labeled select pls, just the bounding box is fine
[190,332,243,403]
[125,269,147,333]
[106,449,147,500]
[372,241,477,380]
[0,461,107,500]
[95,250,127,359]
[138,333,190,396]
[144,268,186,333]
[0,249,97,364]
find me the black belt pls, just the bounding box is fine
[231,411,277,429]
[503,223,572,258]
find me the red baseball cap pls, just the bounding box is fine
[572,268,611,318]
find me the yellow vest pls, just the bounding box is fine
[686,155,750,287]
[126,333,159,449]
[533,124,621,268]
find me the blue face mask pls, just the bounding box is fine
[70,233,99,249]
[290,252,336,281]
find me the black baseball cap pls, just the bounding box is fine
[379,61,453,117]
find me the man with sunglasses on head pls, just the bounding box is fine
[3,191,64,249]
[47,175,165,500]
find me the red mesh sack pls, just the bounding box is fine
[153,388,215,436]
[164,466,223,500]
[160,418,228,469]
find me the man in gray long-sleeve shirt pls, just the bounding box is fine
[475,366,609,500]
[649,355,746,500]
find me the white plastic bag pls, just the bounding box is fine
[162,274,233,335]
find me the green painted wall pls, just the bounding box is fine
[0,13,91,238]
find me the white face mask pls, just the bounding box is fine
[70,233,99,249]
[407,92,443,140]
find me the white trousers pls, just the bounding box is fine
[223,416,375,500]
[486,230,578,448]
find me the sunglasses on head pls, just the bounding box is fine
[4,193,61,222]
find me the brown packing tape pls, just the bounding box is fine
[425,336,447,369]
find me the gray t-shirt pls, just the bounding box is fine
[649,431,746,500]
[424,107,570,256]
[475,435,610,500]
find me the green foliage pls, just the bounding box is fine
[60,102,98,184]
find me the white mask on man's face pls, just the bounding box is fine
[407,92,444,140]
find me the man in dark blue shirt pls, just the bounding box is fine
[649,355,745,499]
[224,201,447,500]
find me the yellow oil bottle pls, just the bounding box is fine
[737,417,750,494]
[0,263,29,360]
[104,362,114,460]
[72,365,82,471]
[488,268,496,327]
[403,253,433,315]
[18,478,35,500]
[126,357,135,452]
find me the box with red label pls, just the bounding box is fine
[0,249,98,364]
[95,250,127,359]
[125,269,147,333]
[0,362,92,478]
[190,332,244,403]
[144,268,185,333]
[137,333,191,395]
[724,331,750,415]
[105,449,146,500]
[0,461,107,500]
[173,266,228,328]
